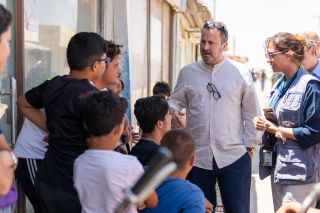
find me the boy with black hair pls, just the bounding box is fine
[74,91,157,213]
[152,81,171,100]
[130,95,171,166]
[17,32,108,212]
[141,128,209,213]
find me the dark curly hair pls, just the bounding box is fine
[152,81,171,98]
[80,91,127,137]
[104,40,123,61]
[134,95,169,134]
[67,32,107,71]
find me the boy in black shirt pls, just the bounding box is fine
[17,32,108,213]
[152,81,171,100]
[130,96,172,166]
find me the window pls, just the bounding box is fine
[149,0,172,92]
[127,0,148,124]
[24,0,100,91]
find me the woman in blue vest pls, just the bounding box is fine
[253,32,320,211]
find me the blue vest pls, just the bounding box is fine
[268,67,320,184]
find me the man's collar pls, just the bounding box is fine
[201,57,226,70]
[311,59,320,78]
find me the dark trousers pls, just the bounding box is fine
[315,202,320,209]
[187,153,251,213]
[34,178,81,213]
[15,158,43,213]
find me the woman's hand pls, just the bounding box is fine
[253,116,278,134]
[253,116,267,131]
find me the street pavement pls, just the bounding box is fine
[250,76,274,213]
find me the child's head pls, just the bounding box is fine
[105,40,122,60]
[0,4,12,72]
[152,81,171,100]
[160,128,195,171]
[67,32,107,72]
[80,91,127,139]
[97,40,122,88]
[134,95,171,134]
[107,79,124,96]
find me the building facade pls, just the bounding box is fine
[0,1,212,210]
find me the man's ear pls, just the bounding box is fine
[311,47,317,57]
[189,153,196,167]
[222,41,228,51]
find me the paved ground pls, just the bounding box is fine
[216,77,275,213]
[251,77,274,213]
[251,148,274,213]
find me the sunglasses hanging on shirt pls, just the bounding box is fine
[207,83,221,100]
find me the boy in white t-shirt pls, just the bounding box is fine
[74,91,157,213]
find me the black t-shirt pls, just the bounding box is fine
[25,75,98,189]
[130,138,159,166]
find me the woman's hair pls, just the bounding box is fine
[265,32,307,65]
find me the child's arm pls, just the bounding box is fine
[0,132,15,195]
[17,95,48,132]
[0,133,9,150]
[0,150,15,195]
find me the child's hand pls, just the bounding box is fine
[137,202,146,210]
[205,198,213,213]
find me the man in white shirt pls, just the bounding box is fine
[168,20,260,213]
[302,32,320,78]
[304,31,320,58]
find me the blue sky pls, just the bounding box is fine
[216,0,320,69]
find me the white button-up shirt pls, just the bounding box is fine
[168,59,261,169]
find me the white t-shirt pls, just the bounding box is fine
[73,150,144,213]
[14,118,47,159]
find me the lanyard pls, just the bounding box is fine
[270,71,298,110]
